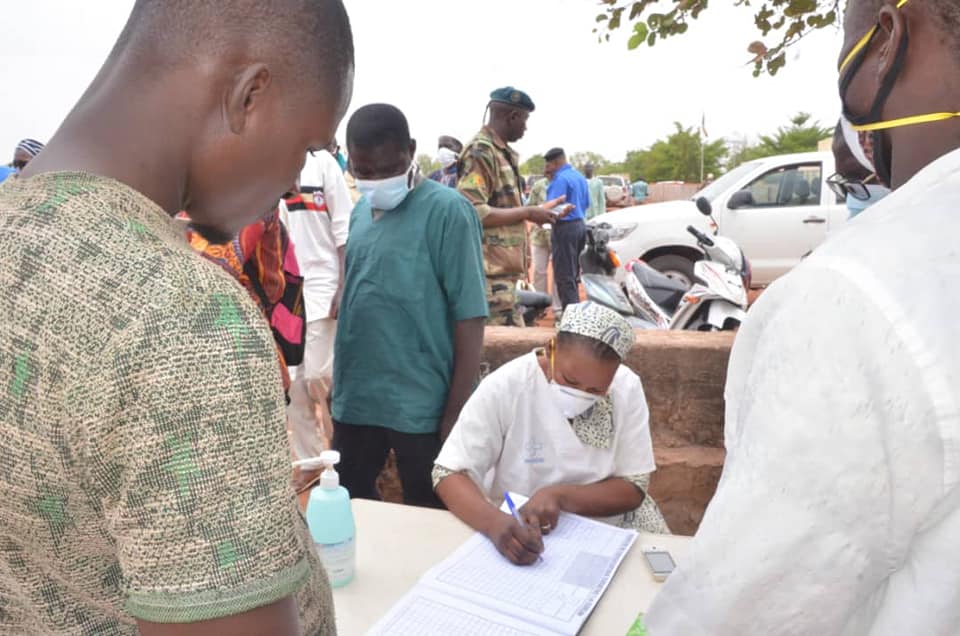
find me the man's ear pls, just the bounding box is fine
[225,63,272,135]
[875,3,907,79]
[409,139,417,158]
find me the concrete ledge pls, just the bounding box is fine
[649,446,726,536]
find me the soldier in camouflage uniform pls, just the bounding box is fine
[458,87,563,326]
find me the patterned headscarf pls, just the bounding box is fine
[15,139,45,159]
[558,301,635,361]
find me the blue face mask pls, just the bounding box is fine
[335,152,347,172]
[846,184,890,219]
[356,162,415,211]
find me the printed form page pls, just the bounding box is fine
[366,587,554,636]
[423,501,636,634]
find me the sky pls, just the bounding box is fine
[0,0,846,167]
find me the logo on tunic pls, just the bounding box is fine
[524,439,545,464]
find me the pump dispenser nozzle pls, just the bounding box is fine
[319,450,341,490]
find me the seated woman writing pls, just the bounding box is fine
[433,301,669,565]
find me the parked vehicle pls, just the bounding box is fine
[589,151,846,287]
[599,175,631,207]
[580,215,749,331]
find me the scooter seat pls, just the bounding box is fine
[630,261,688,314]
[516,289,553,310]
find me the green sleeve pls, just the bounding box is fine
[457,145,497,219]
[437,197,490,320]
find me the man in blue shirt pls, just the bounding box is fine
[544,147,590,311]
[333,104,488,508]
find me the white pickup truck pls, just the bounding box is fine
[590,151,847,288]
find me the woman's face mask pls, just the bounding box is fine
[548,341,601,419]
[355,161,416,211]
[549,383,600,419]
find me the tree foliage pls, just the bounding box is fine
[569,151,612,172]
[615,123,727,182]
[595,0,840,77]
[417,153,440,177]
[727,112,831,166]
[520,155,546,176]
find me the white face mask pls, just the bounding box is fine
[356,161,415,211]
[437,147,458,169]
[550,382,600,419]
[839,115,875,175]
[846,184,890,219]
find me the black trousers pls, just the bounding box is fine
[552,219,587,309]
[332,421,443,509]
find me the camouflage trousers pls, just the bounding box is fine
[485,276,522,327]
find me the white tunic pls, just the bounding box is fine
[435,351,656,511]
[645,148,960,635]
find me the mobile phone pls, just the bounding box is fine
[642,547,675,582]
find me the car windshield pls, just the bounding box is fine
[693,161,762,202]
[599,176,623,187]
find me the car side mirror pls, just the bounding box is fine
[695,196,712,216]
[727,190,755,210]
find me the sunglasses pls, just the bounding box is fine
[827,172,877,201]
[12,159,27,170]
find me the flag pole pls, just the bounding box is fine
[699,112,706,184]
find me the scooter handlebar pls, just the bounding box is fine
[686,225,715,247]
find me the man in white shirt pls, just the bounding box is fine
[646,1,960,633]
[282,149,353,461]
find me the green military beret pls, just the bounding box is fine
[488,86,535,112]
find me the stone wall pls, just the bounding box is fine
[483,327,733,536]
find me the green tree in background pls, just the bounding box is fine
[594,0,840,77]
[520,155,546,176]
[728,112,831,167]
[618,123,727,182]
[569,151,612,172]
[417,153,440,177]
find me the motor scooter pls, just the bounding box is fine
[581,206,750,331]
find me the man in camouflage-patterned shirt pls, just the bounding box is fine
[0,1,353,634]
[458,87,566,326]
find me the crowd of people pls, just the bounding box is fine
[2,0,960,634]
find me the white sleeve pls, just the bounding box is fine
[434,367,511,489]
[612,369,656,477]
[645,266,948,635]
[320,151,352,247]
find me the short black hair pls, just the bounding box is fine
[556,331,620,362]
[544,147,565,162]
[116,0,354,87]
[346,103,411,151]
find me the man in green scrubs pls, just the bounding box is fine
[332,103,488,508]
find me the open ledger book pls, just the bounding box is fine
[367,493,638,635]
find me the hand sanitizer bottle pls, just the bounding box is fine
[305,450,355,587]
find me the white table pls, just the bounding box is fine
[331,499,691,635]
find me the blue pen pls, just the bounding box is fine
[504,492,544,562]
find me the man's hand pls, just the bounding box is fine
[328,286,343,319]
[526,207,559,225]
[486,512,544,565]
[520,486,565,535]
[542,195,566,210]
